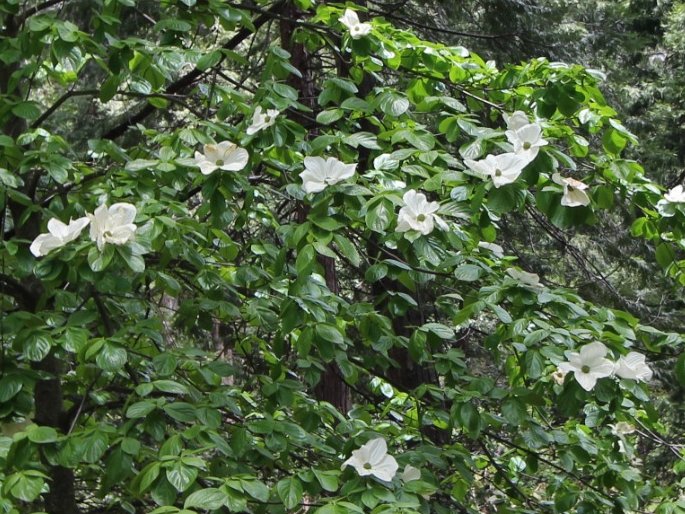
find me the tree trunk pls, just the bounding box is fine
[280,1,351,413]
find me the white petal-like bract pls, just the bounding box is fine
[88,202,138,251]
[558,342,615,391]
[396,190,442,235]
[193,141,249,175]
[552,173,591,207]
[614,352,653,382]
[464,153,529,188]
[246,106,279,135]
[300,156,357,193]
[342,438,399,482]
[339,9,372,39]
[30,216,90,257]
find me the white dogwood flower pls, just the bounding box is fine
[552,368,567,385]
[299,156,357,193]
[396,190,445,235]
[88,203,137,251]
[401,465,421,482]
[30,217,90,257]
[342,438,398,481]
[464,153,529,188]
[246,106,279,135]
[557,342,615,391]
[193,141,249,175]
[503,111,531,131]
[664,184,685,203]
[552,173,591,207]
[506,123,548,161]
[339,9,372,39]
[614,352,653,382]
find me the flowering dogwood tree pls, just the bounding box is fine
[0,2,683,514]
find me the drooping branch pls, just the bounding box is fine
[102,0,286,141]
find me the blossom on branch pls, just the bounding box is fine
[557,342,615,391]
[342,438,398,481]
[614,352,653,382]
[88,203,138,251]
[396,190,445,235]
[401,465,421,482]
[194,141,249,175]
[506,123,548,161]
[30,217,90,257]
[503,111,531,131]
[246,106,279,135]
[339,9,372,39]
[464,153,529,188]
[299,156,357,193]
[552,173,591,207]
[664,184,685,203]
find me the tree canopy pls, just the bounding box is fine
[1,1,684,514]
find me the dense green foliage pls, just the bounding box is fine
[0,1,684,514]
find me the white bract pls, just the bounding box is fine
[506,123,548,161]
[552,368,567,385]
[396,190,445,235]
[552,173,591,207]
[464,153,529,188]
[557,342,615,391]
[610,422,636,437]
[503,111,531,131]
[664,184,685,203]
[477,241,504,258]
[401,465,421,482]
[88,203,138,251]
[341,438,399,481]
[339,9,372,39]
[246,106,279,135]
[30,217,90,257]
[614,352,653,382]
[193,141,249,175]
[299,156,357,193]
[506,268,543,290]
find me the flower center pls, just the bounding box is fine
[264,116,272,123]
[523,142,531,150]
[216,159,225,166]
[581,365,591,373]
[363,462,372,470]
[494,169,502,177]
[416,214,427,222]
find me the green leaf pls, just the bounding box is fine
[315,324,344,346]
[8,472,44,502]
[379,93,410,117]
[196,50,222,71]
[241,479,269,502]
[184,488,228,510]
[23,333,52,361]
[11,102,41,120]
[364,263,388,282]
[100,75,121,102]
[0,375,23,402]
[333,234,360,266]
[277,477,303,509]
[454,264,481,282]
[344,132,381,150]
[96,343,128,372]
[81,431,109,463]
[166,462,198,492]
[675,353,685,387]
[27,426,58,443]
[126,400,157,418]
[316,109,344,125]
[312,469,339,492]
